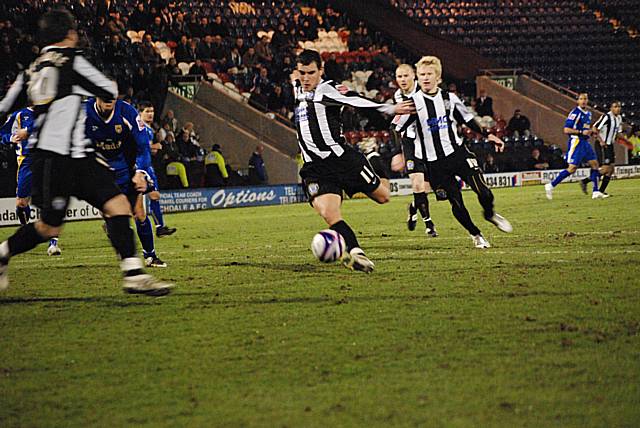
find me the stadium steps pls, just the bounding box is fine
[164,89,299,185]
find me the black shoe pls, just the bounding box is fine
[425,221,438,237]
[579,180,588,195]
[145,256,168,268]
[407,203,418,231]
[156,226,177,237]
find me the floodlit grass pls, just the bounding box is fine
[1,179,639,427]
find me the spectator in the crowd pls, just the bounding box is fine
[248,145,268,185]
[448,82,458,96]
[548,145,567,169]
[204,144,229,187]
[483,153,500,173]
[178,129,200,161]
[228,46,245,74]
[242,46,259,70]
[267,85,287,116]
[175,35,195,63]
[210,15,229,38]
[248,86,268,111]
[528,148,549,170]
[189,59,207,79]
[507,109,531,138]
[234,37,247,55]
[129,2,151,30]
[170,12,189,40]
[211,35,227,62]
[252,66,271,93]
[254,35,273,64]
[196,35,214,60]
[271,23,290,50]
[162,110,179,134]
[323,53,344,82]
[475,89,494,118]
[140,34,160,64]
[148,16,166,41]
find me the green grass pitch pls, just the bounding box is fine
[1,180,639,427]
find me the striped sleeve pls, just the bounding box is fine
[594,113,609,131]
[450,93,474,123]
[73,55,118,100]
[393,113,417,133]
[0,73,28,115]
[319,82,396,115]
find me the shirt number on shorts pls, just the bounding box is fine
[360,165,376,184]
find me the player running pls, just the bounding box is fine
[394,56,512,248]
[392,63,438,237]
[0,107,62,255]
[293,49,414,272]
[86,97,168,268]
[579,100,628,197]
[545,93,605,199]
[137,102,177,237]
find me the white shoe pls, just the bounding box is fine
[471,234,491,249]
[0,261,8,291]
[592,191,608,199]
[342,248,375,273]
[123,274,174,296]
[544,183,553,200]
[487,213,513,233]
[47,245,62,256]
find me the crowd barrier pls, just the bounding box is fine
[1,166,639,227]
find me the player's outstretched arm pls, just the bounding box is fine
[319,82,401,115]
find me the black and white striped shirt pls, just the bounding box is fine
[394,88,474,162]
[0,46,117,158]
[392,81,417,139]
[594,111,623,146]
[294,80,395,163]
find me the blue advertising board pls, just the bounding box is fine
[153,184,306,213]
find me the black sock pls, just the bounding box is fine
[413,192,431,221]
[408,201,417,215]
[105,215,137,260]
[366,153,389,179]
[582,177,591,184]
[449,190,481,236]
[330,220,360,252]
[600,176,611,193]
[7,223,48,258]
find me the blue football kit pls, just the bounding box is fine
[564,107,596,166]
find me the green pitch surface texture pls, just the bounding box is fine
[1,180,639,427]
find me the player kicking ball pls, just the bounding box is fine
[293,49,414,272]
[545,93,605,200]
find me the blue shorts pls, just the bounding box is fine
[566,138,597,166]
[147,166,158,191]
[16,158,32,198]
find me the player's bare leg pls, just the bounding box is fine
[313,193,374,273]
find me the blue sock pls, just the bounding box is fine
[551,169,571,187]
[135,218,156,258]
[590,169,600,192]
[150,200,165,229]
[16,206,31,225]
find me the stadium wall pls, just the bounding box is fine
[2,166,639,227]
[477,76,628,163]
[194,83,298,157]
[163,91,299,184]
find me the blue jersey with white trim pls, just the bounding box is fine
[564,107,592,143]
[85,99,152,186]
[1,108,35,160]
